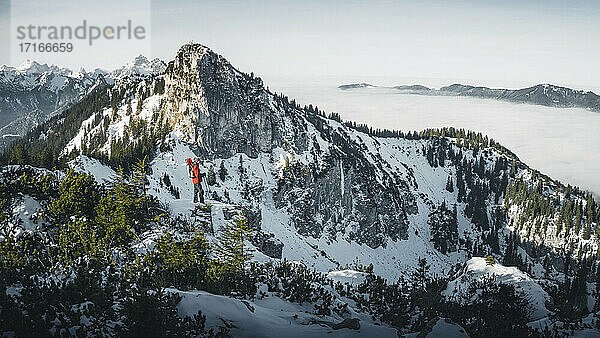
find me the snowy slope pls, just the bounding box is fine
[404,318,470,338]
[327,270,368,286]
[169,288,397,337]
[70,155,116,184]
[424,318,470,338]
[443,257,551,320]
[73,129,467,280]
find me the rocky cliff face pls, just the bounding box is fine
[272,124,417,248]
[161,44,417,248]
[111,55,166,80]
[163,43,285,158]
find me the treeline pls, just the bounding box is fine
[425,137,511,228]
[346,258,536,337]
[505,176,600,253]
[1,76,169,172]
[87,111,171,171]
[0,84,112,169]
[504,232,597,322]
[296,98,518,159]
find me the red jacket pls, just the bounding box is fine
[192,164,200,184]
[190,163,205,184]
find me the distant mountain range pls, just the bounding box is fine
[339,82,600,112]
[0,56,166,149]
[337,83,377,90]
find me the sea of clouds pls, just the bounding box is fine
[267,76,600,199]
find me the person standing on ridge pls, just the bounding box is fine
[187,157,206,204]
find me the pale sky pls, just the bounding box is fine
[1,0,599,90]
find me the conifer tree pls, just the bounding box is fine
[412,257,430,290]
[49,169,100,223]
[207,165,216,186]
[212,212,254,274]
[446,176,454,193]
[96,158,157,250]
[150,231,210,287]
[456,171,466,202]
[136,97,144,114]
[218,160,227,181]
[582,223,591,240]
[595,264,600,312]
[510,159,517,177]
[238,155,245,175]
[96,167,136,248]
[574,202,582,234]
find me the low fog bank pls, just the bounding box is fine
[267,76,600,199]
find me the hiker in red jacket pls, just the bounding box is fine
[187,157,206,204]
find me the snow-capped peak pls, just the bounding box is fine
[17,59,38,70]
[16,59,52,74]
[110,55,167,80]
[133,54,149,65]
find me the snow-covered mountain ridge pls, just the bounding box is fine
[2,43,600,336]
[0,56,166,149]
[7,41,600,283]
